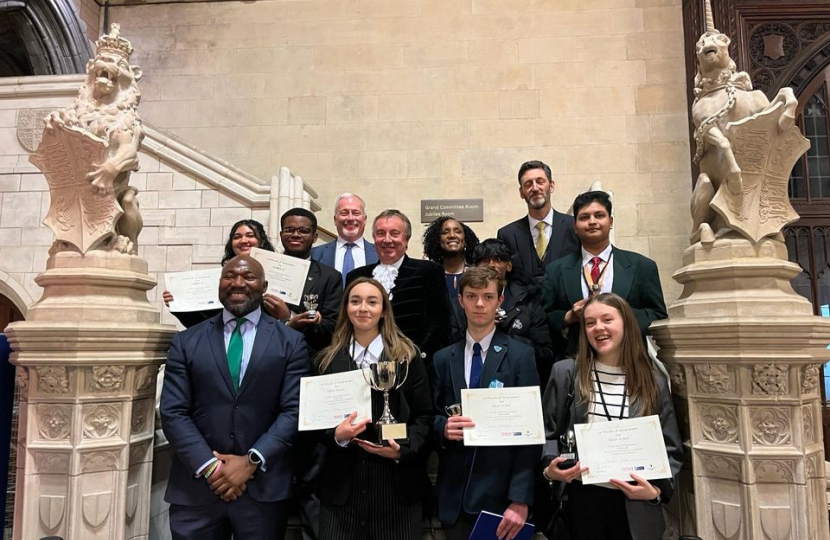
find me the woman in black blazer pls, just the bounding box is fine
[315,276,434,540]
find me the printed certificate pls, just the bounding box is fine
[166,268,222,312]
[298,369,372,431]
[250,247,310,305]
[574,415,672,485]
[461,387,545,446]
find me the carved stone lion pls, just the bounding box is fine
[45,23,144,255]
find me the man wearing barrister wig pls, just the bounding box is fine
[541,191,667,359]
[431,266,541,540]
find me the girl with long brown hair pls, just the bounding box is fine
[315,277,433,540]
[541,293,682,540]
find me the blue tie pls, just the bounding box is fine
[342,242,355,285]
[470,342,483,389]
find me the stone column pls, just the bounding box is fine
[651,237,830,540]
[7,252,175,540]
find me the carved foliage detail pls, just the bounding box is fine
[802,364,820,394]
[700,404,739,444]
[82,404,120,439]
[37,405,71,440]
[754,459,796,483]
[16,367,29,400]
[704,454,741,480]
[694,364,732,393]
[803,405,816,444]
[33,452,70,474]
[37,366,69,394]
[81,450,120,473]
[91,366,124,393]
[751,408,791,446]
[752,364,788,395]
[130,400,149,434]
[749,23,799,69]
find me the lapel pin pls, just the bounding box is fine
[493,345,503,353]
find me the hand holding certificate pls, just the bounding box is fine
[298,369,372,431]
[574,415,672,485]
[166,268,222,312]
[250,247,310,305]
[461,387,545,446]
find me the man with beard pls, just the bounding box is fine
[346,209,451,367]
[312,193,378,285]
[497,161,580,285]
[161,255,309,540]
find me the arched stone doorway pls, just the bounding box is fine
[0,0,92,77]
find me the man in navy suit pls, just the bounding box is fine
[311,193,378,284]
[497,160,580,284]
[161,254,310,540]
[431,266,540,540]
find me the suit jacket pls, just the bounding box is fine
[347,256,451,364]
[541,247,668,358]
[318,348,434,505]
[497,210,580,283]
[431,332,541,524]
[311,239,378,271]
[543,359,683,540]
[284,259,343,357]
[161,312,310,506]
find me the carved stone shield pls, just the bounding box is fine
[82,490,112,528]
[712,500,741,539]
[711,101,810,243]
[125,483,138,520]
[38,494,65,530]
[29,123,123,253]
[760,506,791,540]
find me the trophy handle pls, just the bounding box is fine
[396,359,409,390]
[362,365,378,391]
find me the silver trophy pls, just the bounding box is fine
[363,357,409,444]
[303,293,319,320]
[445,403,462,417]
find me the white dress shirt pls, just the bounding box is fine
[579,244,614,299]
[335,237,367,273]
[351,334,384,368]
[528,208,553,250]
[464,328,496,387]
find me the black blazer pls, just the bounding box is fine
[347,256,451,364]
[317,348,434,505]
[431,332,541,524]
[285,259,343,357]
[161,312,310,505]
[541,247,668,358]
[497,210,580,284]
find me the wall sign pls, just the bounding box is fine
[420,199,484,223]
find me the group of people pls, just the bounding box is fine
[159,160,682,540]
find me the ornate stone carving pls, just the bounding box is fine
[712,500,741,539]
[83,404,120,439]
[39,494,66,531]
[16,107,53,153]
[16,367,29,400]
[694,363,732,393]
[689,2,807,245]
[703,454,741,480]
[37,366,69,394]
[760,506,791,540]
[669,363,686,392]
[754,459,796,483]
[135,364,157,392]
[130,400,149,434]
[796,22,830,42]
[801,363,820,394]
[803,405,816,444]
[29,23,145,255]
[749,23,799,69]
[33,452,70,474]
[81,450,120,473]
[91,365,125,393]
[82,491,112,528]
[751,407,790,445]
[37,405,71,440]
[129,440,152,466]
[700,404,739,444]
[752,363,788,395]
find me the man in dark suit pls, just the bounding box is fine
[311,193,378,285]
[542,190,668,358]
[346,209,451,366]
[431,266,540,540]
[265,208,342,358]
[497,160,580,284]
[161,254,309,540]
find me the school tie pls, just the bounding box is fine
[591,256,603,285]
[470,343,483,389]
[342,243,355,286]
[227,317,247,391]
[534,221,547,260]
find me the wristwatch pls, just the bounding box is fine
[247,450,263,467]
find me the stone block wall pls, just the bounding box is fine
[70,0,101,42]
[108,0,693,300]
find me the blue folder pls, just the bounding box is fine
[469,510,535,540]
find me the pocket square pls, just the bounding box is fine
[489,379,504,389]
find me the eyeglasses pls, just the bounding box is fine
[282,227,314,236]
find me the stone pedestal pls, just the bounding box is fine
[651,235,830,540]
[6,251,175,540]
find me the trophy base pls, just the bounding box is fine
[377,422,407,445]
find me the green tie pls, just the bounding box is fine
[227,317,247,391]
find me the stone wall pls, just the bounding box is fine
[108,0,693,300]
[70,0,100,42]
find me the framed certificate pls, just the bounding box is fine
[461,387,545,446]
[250,247,310,305]
[166,268,222,312]
[574,415,672,485]
[298,369,372,431]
